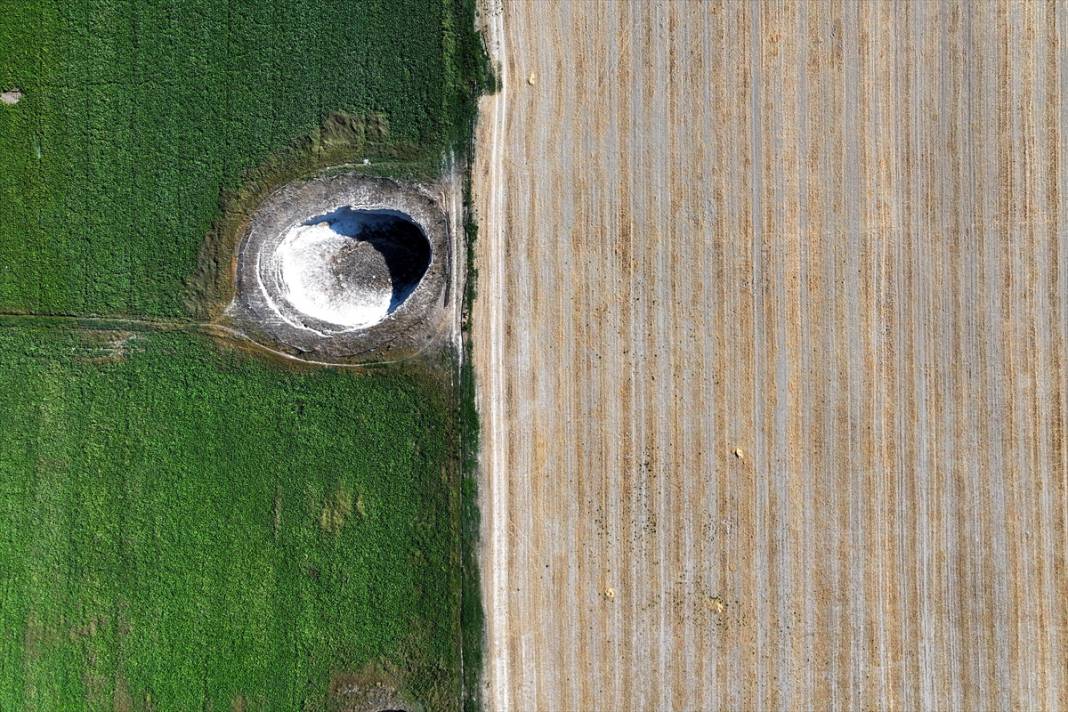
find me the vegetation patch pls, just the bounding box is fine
[0,327,461,710]
[0,1,491,709]
[0,0,485,318]
[320,481,357,535]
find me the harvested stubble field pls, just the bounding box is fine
[0,0,487,709]
[473,1,1067,710]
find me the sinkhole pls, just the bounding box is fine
[273,207,432,330]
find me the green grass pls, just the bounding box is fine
[0,0,491,708]
[0,325,460,710]
[0,0,482,317]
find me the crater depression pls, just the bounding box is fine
[229,173,451,363]
[274,208,431,329]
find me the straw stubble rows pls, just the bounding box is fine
[472,1,1067,710]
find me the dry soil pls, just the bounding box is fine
[472,1,1068,710]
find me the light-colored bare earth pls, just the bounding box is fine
[472,1,1068,709]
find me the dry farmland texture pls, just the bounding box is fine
[472,1,1068,710]
[0,0,487,709]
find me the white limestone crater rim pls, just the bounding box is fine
[228,172,451,363]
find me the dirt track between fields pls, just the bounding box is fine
[471,2,1067,709]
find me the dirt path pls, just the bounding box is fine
[471,1,1067,709]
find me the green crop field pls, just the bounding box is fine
[0,0,481,317]
[0,0,487,710]
[0,324,460,710]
